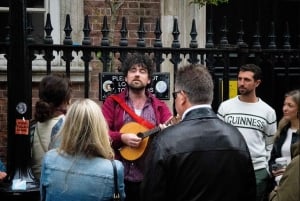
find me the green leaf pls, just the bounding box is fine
[189,0,229,7]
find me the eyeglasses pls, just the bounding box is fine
[172,91,181,99]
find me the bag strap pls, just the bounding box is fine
[29,119,37,149]
[111,160,121,201]
[50,117,64,139]
[110,95,155,129]
[48,117,64,149]
[36,126,48,153]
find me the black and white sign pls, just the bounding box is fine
[99,72,170,101]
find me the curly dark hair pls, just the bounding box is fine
[121,53,154,78]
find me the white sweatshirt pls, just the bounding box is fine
[217,96,277,171]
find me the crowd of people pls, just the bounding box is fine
[0,53,299,201]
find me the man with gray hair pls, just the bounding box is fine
[141,64,256,201]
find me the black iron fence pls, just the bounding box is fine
[32,14,300,112]
[1,14,300,113]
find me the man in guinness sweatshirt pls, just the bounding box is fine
[217,64,277,201]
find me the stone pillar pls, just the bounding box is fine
[60,0,84,44]
[60,0,85,67]
[161,0,206,109]
[161,0,206,48]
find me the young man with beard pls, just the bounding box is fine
[102,53,172,201]
[217,64,277,201]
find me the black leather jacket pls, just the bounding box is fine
[269,124,300,172]
[141,107,256,201]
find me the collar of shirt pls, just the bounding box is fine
[181,104,211,120]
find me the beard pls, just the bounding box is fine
[127,80,147,91]
[238,87,252,95]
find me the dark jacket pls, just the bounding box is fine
[267,124,300,192]
[141,107,256,201]
[269,124,300,173]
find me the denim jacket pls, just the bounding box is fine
[40,149,125,201]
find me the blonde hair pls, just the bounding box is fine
[274,89,300,139]
[58,99,114,159]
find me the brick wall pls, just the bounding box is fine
[84,0,161,46]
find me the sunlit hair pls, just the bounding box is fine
[58,99,114,159]
[175,64,214,104]
[274,89,300,139]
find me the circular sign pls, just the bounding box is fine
[103,80,113,92]
[155,81,167,93]
[16,102,27,114]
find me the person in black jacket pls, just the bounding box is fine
[140,64,256,201]
[268,89,300,189]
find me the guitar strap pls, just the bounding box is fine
[110,95,155,129]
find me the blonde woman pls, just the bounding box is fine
[40,99,125,201]
[269,89,300,188]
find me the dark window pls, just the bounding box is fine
[27,0,44,7]
[27,13,45,43]
[0,13,9,42]
[0,0,44,7]
[0,0,45,43]
[0,0,9,7]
